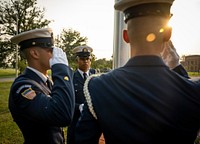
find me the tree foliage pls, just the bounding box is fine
[0,37,14,68]
[0,0,51,69]
[54,29,113,71]
[92,58,112,72]
[0,0,113,72]
[55,28,89,70]
[0,0,51,36]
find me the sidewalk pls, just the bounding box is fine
[0,77,15,82]
[190,76,200,81]
[0,76,199,83]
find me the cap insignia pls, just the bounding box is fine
[83,48,88,52]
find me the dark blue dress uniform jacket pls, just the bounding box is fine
[67,69,96,144]
[9,64,75,144]
[75,56,200,144]
[74,69,96,107]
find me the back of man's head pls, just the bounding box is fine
[115,0,174,55]
[127,16,171,51]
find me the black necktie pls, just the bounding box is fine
[46,78,52,90]
[83,73,87,81]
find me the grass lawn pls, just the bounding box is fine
[188,72,200,77]
[0,81,23,144]
[0,68,52,79]
[0,69,15,78]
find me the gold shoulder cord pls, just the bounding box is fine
[83,74,102,120]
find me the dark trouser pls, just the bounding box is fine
[67,110,80,144]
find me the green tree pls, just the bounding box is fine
[54,29,112,71]
[92,58,112,72]
[0,0,51,71]
[0,37,14,68]
[55,28,89,70]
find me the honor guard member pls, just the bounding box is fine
[75,0,200,144]
[67,45,96,144]
[9,28,75,144]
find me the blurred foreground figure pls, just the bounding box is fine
[9,28,75,144]
[75,0,200,144]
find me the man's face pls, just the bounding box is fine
[37,47,53,70]
[77,57,91,72]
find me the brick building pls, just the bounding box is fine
[180,55,200,72]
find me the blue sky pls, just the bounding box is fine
[37,0,200,59]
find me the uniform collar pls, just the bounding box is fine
[125,56,167,67]
[78,69,90,77]
[27,66,48,82]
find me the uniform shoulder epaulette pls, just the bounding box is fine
[83,73,102,119]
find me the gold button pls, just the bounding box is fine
[64,76,69,81]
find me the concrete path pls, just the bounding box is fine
[0,77,199,83]
[190,76,200,81]
[0,77,15,82]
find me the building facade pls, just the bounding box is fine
[181,55,200,72]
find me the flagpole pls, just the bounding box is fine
[113,0,130,69]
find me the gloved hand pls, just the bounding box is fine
[161,40,180,69]
[49,47,68,67]
[79,103,84,113]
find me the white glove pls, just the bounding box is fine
[161,40,180,69]
[79,103,84,113]
[49,47,68,67]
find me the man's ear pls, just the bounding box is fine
[29,48,39,59]
[123,29,130,43]
[163,26,172,42]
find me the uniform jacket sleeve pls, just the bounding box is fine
[172,64,190,79]
[9,64,75,127]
